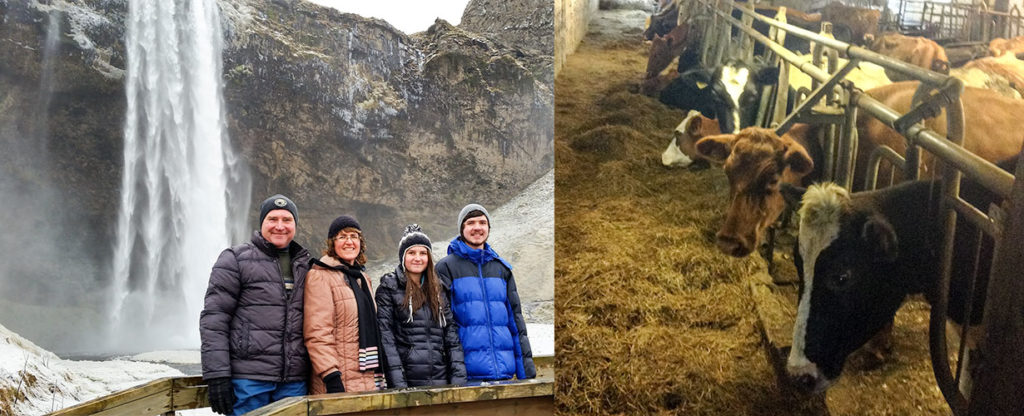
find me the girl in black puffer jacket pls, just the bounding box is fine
[376,225,467,388]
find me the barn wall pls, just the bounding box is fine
[555,0,599,75]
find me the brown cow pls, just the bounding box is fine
[693,125,817,257]
[817,2,880,46]
[661,110,724,167]
[989,35,1024,57]
[643,24,694,96]
[870,32,950,80]
[956,53,1024,98]
[695,81,1024,257]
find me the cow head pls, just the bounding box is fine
[695,127,814,257]
[645,24,692,84]
[786,183,907,394]
[643,1,680,41]
[662,110,722,167]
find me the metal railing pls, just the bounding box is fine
[691,1,1024,414]
[898,0,1024,42]
[49,356,554,416]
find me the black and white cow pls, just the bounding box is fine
[785,177,1003,393]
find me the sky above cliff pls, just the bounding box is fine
[305,0,471,34]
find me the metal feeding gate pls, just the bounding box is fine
[681,0,1024,413]
[898,0,1024,41]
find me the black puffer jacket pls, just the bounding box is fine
[200,231,311,382]
[375,266,467,388]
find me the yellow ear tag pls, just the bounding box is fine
[696,81,708,89]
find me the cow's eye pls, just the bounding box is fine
[834,270,852,287]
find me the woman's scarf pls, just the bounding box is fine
[311,258,385,388]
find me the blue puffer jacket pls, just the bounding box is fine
[435,238,535,381]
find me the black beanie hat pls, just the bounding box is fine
[328,215,361,239]
[259,194,298,224]
[398,224,432,264]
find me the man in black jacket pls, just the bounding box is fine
[200,194,312,415]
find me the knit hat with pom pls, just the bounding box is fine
[398,224,432,263]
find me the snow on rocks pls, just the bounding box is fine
[0,323,182,415]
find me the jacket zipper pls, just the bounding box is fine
[479,262,499,378]
[278,256,289,382]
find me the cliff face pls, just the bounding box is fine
[217,0,553,250]
[1,0,552,256]
[0,0,553,350]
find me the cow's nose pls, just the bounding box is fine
[715,234,751,257]
[794,374,819,393]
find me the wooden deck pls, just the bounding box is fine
[50,356,553,416]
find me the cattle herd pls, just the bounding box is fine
[642,0,1023,399]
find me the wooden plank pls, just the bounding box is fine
[51,377,174,415]
[171,385,207,410]
[308,378,553,415]
[89,391,171,416]
[748,272,829,415]
[56,359,556,415]
[533,355,555,380]
[319,396,553,416]
[967,150,1024,415]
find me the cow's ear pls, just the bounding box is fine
[685,111,704,136]
[783,144,814,176]
[862,215,898,262]
[780,183,806,208]
[695,134,735,162]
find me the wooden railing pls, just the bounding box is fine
[49,356,554,416]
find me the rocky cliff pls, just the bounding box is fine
[0,0,552,351]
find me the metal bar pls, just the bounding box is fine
[773,59,860,135]
[952,228,982,390]
[837,101,859,189]
[727,4,950,86]
[865,146,906,190]
[714,0,732,64]
[774,60,790,126]
[740,3,755,62]
[849,91,1013,199]
[931,161,970,416]
[968,148,1024,415]
[946,195,1001,238]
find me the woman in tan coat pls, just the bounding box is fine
[304,215,384,394]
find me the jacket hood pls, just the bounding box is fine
[447,238,512,270]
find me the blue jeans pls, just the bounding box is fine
[231,379,307,415]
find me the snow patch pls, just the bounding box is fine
[0,323,182,415]
[129,350,201,365]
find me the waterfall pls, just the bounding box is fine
[32,9,60,156]
[110,0,250,352]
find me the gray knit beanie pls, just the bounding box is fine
[457,203,490,239]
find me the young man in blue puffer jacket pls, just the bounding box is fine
[436,203,536,381]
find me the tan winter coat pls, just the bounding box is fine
[303,255,378,394]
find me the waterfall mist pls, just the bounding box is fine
[0,8,112,354]
[109,0,250,352]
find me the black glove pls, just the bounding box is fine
[323,371,345,393]
[206,377,235,415]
